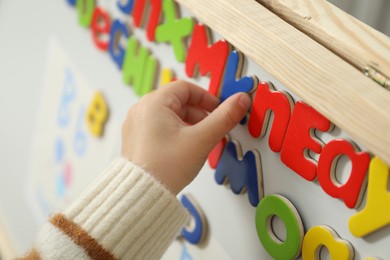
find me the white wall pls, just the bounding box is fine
[329,0,390,36]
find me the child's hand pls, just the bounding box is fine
[121,80,251,194]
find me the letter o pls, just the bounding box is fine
[256,194,304,260]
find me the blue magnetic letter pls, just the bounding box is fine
[67,0,76,6]
[109,20,130,69]
[215,141,263,207]
[220,51,256,102]
[181,195,207,245]
[117,0,134,14]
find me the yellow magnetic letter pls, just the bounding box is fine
[349,157,390,237]
[160,68,174,86]
[302,225,354,260]
[86,92,108,137]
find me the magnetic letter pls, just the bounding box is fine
[160,68,174,86]
[256,194,304,260]
[67,0,76,6]
[280,101,332,181]
[208,138,227,169]
[77,0,95,27]
[58,68,77,128]
[86,92,109,137]
[302,225,354,260]
[349,157,390,237]
[318,139,370,208]
[133,0,162,42]
[155,0,194,62]
[74,106,87,156]
[91,7,111,51]
[109,20,130,69]
[117,0,134,14]
[186,24,230,97]
[220,51,257,102]
[215,141,263,207]
[122,37,157,96]
[180,194,208,245]
[248,82,294,152]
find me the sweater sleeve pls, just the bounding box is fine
[23,158,190,260]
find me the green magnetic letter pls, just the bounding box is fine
[122,37,157,96]
[255,194,304,260]
[155,0,194,62]
[77,0,95,27]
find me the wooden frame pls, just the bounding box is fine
[256,0,390,82]
[176,0,390,165]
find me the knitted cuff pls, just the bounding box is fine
[59,158,189,259]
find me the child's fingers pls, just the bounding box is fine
[192,93,251,146]
[181,106,209,125]
[163,80,219,112]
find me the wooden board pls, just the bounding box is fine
[256,0,390,82]
[176,0,390,166]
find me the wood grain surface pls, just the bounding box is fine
[256,0,390,81]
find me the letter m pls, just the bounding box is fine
[185,24,230,97]
[215,141,263,207]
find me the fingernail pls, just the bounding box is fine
[238,93,251,110]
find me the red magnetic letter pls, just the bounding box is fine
[132,0,162,42]
[248,82,293,152]
[185,24,230,97]
[280,101,332,181]
[208,138,227,169]
[318,139,370,208]
[91,7,111,51]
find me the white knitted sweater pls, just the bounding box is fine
[21,158,190,260]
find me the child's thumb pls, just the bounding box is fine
[195,92,251,146]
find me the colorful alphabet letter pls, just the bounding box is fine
[349,157,390,237]
[220,51,257,102]
[185,24,230,97]
[109,20,130,69]
[160,68,175,86]
[255,194,304,260]
[67,0,76,6]
[208,138,227,169]
[281,101,332,181]
[91,7,111,51]
[77,0,95,27]
[318,139,370,208]
[58,68,77,128]
[132,0,162,42]
[248,82,294,152]
[117,0,134,15]
[155,0,194,62]
[302,225,354,260]
[215,141,263,207]
[86,92,109,137]
[180,194,208,245]
[122,37,157,96]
